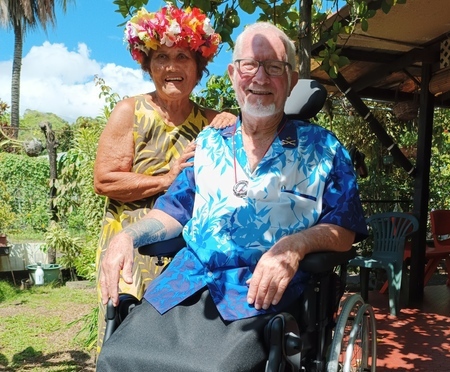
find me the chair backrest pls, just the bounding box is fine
[430,210,450,250]
[367,212,419,263]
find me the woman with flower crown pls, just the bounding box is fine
[93,5,234,354]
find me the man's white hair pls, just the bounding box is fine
[232,22,297,71]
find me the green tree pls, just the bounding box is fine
[192,72,238,114]
[0,0,74,138]
[113,0,407,78]
[51,112,106,280]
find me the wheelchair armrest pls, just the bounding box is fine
[137,235,356,273]
[138,235,185,263]
[298,247,356,274]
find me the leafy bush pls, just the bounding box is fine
[0,180,17,233]
[0,153,49,236]
[73,239,97,281]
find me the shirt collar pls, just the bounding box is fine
[219,113,298,148]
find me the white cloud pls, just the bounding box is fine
[0,41,154,123]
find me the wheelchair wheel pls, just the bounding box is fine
[327,294,377,372]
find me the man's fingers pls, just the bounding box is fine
[247,265,274,310]
[246,268,262,306]
[247,253,293,310]
[268,279,289,307]
[256,279,274,310]
[104,266,120,306]
[100,273,110,305]
[98,232,136,307]
[100,254,123,306]
[252,275,288,310]
[122,257,134,284]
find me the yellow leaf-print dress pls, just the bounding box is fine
[96,95,210,353]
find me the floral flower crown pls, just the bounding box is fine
[124,5,221,65]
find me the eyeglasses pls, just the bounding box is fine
[234,58,291,77]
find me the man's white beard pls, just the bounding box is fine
[240,98,277,117]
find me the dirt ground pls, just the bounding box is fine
[0,282,97,372]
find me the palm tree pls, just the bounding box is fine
[0,0,73,138]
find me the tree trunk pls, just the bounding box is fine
[11,20,23,139]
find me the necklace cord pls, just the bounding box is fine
[232,117,287,196]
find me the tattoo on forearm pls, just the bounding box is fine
[122,218,167,248]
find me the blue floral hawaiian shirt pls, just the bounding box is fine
[144,117,368,321]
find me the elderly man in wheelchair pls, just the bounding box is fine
[97,22,373,372]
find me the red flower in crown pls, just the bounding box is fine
[124,5,221,65]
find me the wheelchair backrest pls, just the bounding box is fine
[284,79,327,121]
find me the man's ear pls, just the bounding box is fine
[227,63,234,80]
[288,71,299,96]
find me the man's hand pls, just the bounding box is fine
[246,236,303,310]
[246,224,355,310]
[100,232,134,306]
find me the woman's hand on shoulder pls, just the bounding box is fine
[207,110,237,129]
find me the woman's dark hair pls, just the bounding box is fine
[141,50,210,83]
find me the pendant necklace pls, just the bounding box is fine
[232,119,287,198]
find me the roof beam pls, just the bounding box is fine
[350,48,437,92]
[357,87,416,102]
[336,49,403,64]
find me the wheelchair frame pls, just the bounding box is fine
[105,238,377,372]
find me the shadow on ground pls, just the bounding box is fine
[0,347,95,371]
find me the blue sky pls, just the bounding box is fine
[0,1,343,123]
[0,0,250,122]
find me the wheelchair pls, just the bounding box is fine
[103,79,377,371]
[104,236,377,372]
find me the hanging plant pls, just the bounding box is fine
[23,138,44,157]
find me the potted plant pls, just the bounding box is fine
[44,222,82,282]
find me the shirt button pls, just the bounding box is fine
[205,271,214,283]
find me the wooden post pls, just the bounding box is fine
[40,121,59,264]
[299,0,312,79]
[409,63,434,305]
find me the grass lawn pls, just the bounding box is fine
[0,281,97,371]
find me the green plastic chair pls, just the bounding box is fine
[348,212,419,316]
